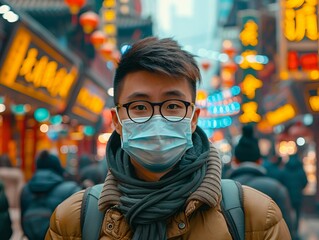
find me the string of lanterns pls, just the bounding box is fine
[64,0,120,68]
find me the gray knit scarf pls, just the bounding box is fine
[98,127,221,240]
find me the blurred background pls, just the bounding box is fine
[0,0,318,239]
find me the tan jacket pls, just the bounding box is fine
[45,185,290,240]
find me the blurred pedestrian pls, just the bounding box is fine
[20,150,81,240]
[0,154,24,208]
[264,155,284,181]
[45,37,290,239]
[0,179,12,240]
[227,125,294,237]
[78,155,106,188]
[280,153,308,240]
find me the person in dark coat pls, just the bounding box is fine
[264,155,284,181]
[226,125,294,237]
[280,153,308,239]
[20,150,81,240]
[78,155,107,188]
[0,180,12,240]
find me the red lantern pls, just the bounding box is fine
[90,30,107,49]
[99,42,115,61]
[79,11,100,34]
[201,61,211,71]
[64,0,87,25]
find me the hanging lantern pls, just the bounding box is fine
[64,0,87,25]
[90,30,107,49]
[99,42,115,61]
[201,60,211,71]
[79,11,100,35]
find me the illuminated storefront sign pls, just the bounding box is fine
[239,102,261,123]
[284,0,318,42]
[238,13,263,124]
[305,82,319,113]
[0,25,79,111]
[265,104,296,126]
[239,20,259,46]
[71,76,107,123]
[241,74,263,99]
[280,0,319,80]
[102,0,117,45]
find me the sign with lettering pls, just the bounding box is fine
[284,0,318,42]
[238,12,263,124]
[0,25,80,111]
[71,73,108,124]
[304,82,319,113]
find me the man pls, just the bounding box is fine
[45,37,290,239]
[227,125,293,238]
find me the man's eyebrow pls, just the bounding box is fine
[126,90,186,101]
[163,90,186,98]
[126,92,150,101]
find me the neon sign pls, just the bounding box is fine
[239,20,259,46]
[265,104,296,126]
[284,0,318,41]
[239,102,261,123]
[241,74,263,99]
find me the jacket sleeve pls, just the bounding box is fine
[45,190,85,240]
[243,186,291,240]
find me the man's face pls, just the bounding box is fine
[112,70,200,136]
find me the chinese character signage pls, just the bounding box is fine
[0,24,80,111]
[70,71,108,124]
[238,11,263,123]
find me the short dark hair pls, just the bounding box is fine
[113,37,201,104]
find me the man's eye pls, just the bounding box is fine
[133,105,147,111]
[167,104,177,109]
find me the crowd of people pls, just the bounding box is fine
[0,151,106,240]
[223,125,308,240]
[0,37,310,240]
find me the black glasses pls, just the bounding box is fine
[116,99,195,123]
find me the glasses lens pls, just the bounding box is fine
[128,101,152,123]
[161,100,187,121]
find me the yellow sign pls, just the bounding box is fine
[72,77,107,123]
[265,104,296,126]
[239,50,264,70]
[239,102,261,123]
[284,0,319,41]
[0,25,79,111]
[241,74,263,99]
[239,20,259,46]
[309,96,319,111]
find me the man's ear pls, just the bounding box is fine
[191,108,200,133]
[111,108,122,136]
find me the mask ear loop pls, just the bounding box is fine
[189,104,196,121]
[114,107,123,126]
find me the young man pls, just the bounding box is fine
[45,37,291,239]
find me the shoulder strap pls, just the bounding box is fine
[80,184,104,240]
[221,179,245,240]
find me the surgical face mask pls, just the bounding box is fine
[117,114,194,173]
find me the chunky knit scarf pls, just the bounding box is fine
[98,127,222,240]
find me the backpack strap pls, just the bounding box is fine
[221,179,245,240]
[80,184,104,240]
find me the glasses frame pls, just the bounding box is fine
[116,99,195,124]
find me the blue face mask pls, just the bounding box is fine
[118,115,194,173]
